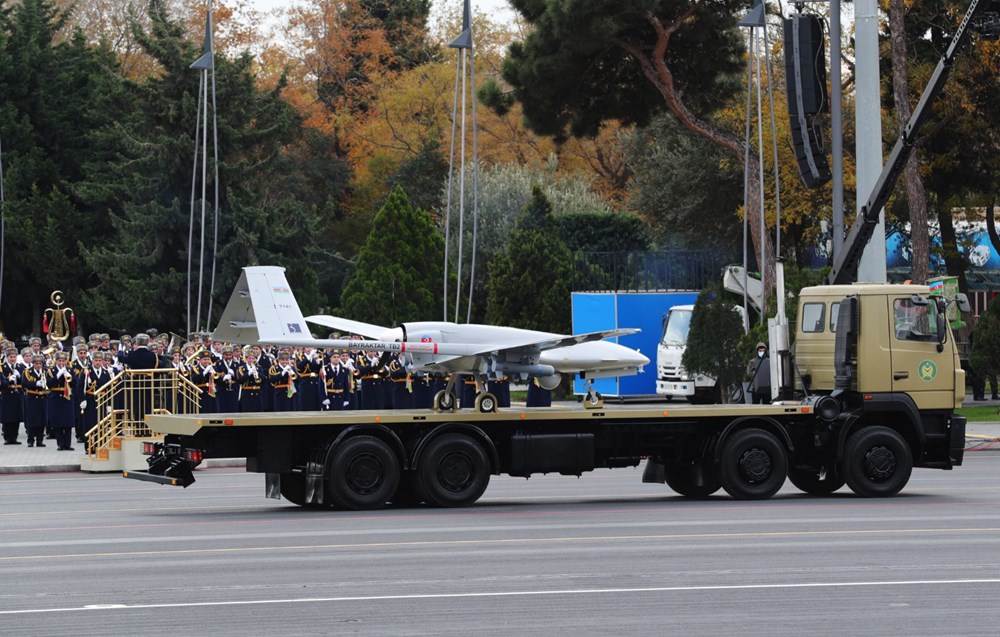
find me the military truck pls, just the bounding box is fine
[123,0,997,508]
[127,278,966,506]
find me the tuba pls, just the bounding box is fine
[43,291,75,342]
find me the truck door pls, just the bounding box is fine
[889,295,954,409]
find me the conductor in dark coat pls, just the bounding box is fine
[125,333,159,370]
[124,333,158,420]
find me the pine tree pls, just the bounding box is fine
[681,285,746,403]
[486,188,572,333]
[339,187,444,326]
[79,1,340,332]
[0,0,122,334]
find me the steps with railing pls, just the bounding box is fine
[82,368,201,472]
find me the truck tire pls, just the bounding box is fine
[665,463,720,498]
[326,436,400,510]
[787,465,845,495]
[840,426,912,498]
[718,428,787,500]
[416,433,491,507]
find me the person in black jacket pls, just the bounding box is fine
[124,333,158,420]
[125,333,158,370]
[746,342,772,404]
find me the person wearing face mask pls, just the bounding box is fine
[746,342,772,405]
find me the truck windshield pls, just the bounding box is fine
[893,298,939,342]
[661,309,693,346]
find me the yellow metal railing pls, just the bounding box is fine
[86,368,201,460]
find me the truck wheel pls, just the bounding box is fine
[326,436,400,510]
[719,428,787,500]
[665,464,720,497]
[417,433,491,507]
[840,426,912,497]
[279,473,309,506]
[787,465,845,495]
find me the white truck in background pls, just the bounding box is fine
[655,303,749,403]
[657,265,760,403]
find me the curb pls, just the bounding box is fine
[0,464,81,475]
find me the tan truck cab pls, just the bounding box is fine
[795,284,964,410]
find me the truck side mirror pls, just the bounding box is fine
[954,293,971,313]
[936,309,947,353]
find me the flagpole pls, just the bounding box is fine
[190,0,217,334]
[206,2,220,330]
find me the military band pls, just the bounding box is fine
[0,329,514,447]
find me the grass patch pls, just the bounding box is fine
[510,390,528,402]
[956,405,1000,422]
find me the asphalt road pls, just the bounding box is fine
[2,458,1000,635]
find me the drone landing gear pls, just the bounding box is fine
[474,391,498,413]
[433,375,500,413]
[433,375,459,412]
[582,380,604,410]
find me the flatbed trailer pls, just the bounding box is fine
[130,394,965,507]
[125,0,999,508]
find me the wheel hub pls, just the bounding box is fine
[437,452,474,493]
[738,448,772,483]
[345,453,383,495]
[863,445,896,481]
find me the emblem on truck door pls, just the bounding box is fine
[918,360,938,381]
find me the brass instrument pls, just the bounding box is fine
[43,291,75,342]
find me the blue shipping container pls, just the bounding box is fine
[572,291,699,397]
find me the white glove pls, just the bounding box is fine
[281,366,290,376]
[80,400,88,409]
[8,375,15,383]
[322,398,330,406]
[343,400,350,407]
[57,368,68,379]
[224,373,233,382]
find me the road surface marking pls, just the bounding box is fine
[0,578,998,615]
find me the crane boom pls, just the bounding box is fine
[827,0,1000,285]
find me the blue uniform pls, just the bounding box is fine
[238,362,264,412]
[322,361,350,411]
[214,359,240,413]
[388,359,413,409]
[295,353,323,411]
[78,366,112,445]
[189,363,219,414]
[22,366,49,446]
[269,360,297,412]
[1,361,25,444]
[47,366,76,450]
[359,355,385,410]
